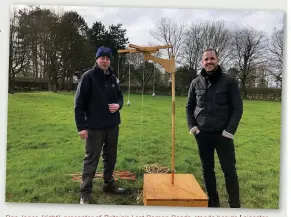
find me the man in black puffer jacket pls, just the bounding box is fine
[74,46,125,204]
[186,48,243,208]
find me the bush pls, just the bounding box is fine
[11,77,49,92]
[243,88,281,101]
[9,79,282,101]
[120,85,282,101]
[10,77,78,92]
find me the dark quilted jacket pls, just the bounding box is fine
[186,65,243,135]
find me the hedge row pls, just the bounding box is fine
[9,79,282,101]
[119,85,282,101]
[9,78,77,92]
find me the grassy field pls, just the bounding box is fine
[5,92,281,208]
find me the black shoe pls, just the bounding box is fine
[79,196,90,204]
[208,193,220,207]
[208,202,220,207]
[208,199,220,207]
[102,181,126,194]
[229,202,241,208]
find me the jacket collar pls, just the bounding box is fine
[93,66,113,77]
[201,65,222,84]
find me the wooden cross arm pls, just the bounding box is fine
[143,53,175,73]
[129,44,173,52]
[118,44,173,54]
[117,49,141,54]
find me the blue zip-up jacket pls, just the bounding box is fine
[74,66,123,131]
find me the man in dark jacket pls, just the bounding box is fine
[74,46,125,204]
[186,48,243,208]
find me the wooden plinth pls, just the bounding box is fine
[143,174,208,207]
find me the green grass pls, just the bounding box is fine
[5,92,281,208]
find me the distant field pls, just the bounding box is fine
[5,92,281,208]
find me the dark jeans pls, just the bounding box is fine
[194,130,240,208]
[80,125,119,197]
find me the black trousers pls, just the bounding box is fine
[194,130,240,208]
[80,125,119,197]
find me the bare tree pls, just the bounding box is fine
[180,20,232,84]
[116,53,129,84]
[230,27,267,96]
[146,41,169,86]
[266,28,284,88]
[201,20,232,70]
[255,64,269,88]
[9,6,130,92]
[135,61,160,91]
[8,7,30,93]
[150,17,186,64]
[182,22,205,78]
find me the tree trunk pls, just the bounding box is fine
[67,76,73,92]
[53,79,58,92]
[241,80,247,99]
[48,78,53,92]
[8,76,15,94]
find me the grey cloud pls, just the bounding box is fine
[12,4,285,46]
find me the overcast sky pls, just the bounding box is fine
[14,4,284,47]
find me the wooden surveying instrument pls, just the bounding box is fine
[118,44,208,207]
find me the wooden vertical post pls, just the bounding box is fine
[118,45,208,207]
[171,55,175,185]
[119,46,177,185]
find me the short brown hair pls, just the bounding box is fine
[203,48,218,57]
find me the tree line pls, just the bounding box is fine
[9,6,284,99]
[9,6,129,93]
[149,18,283,95]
